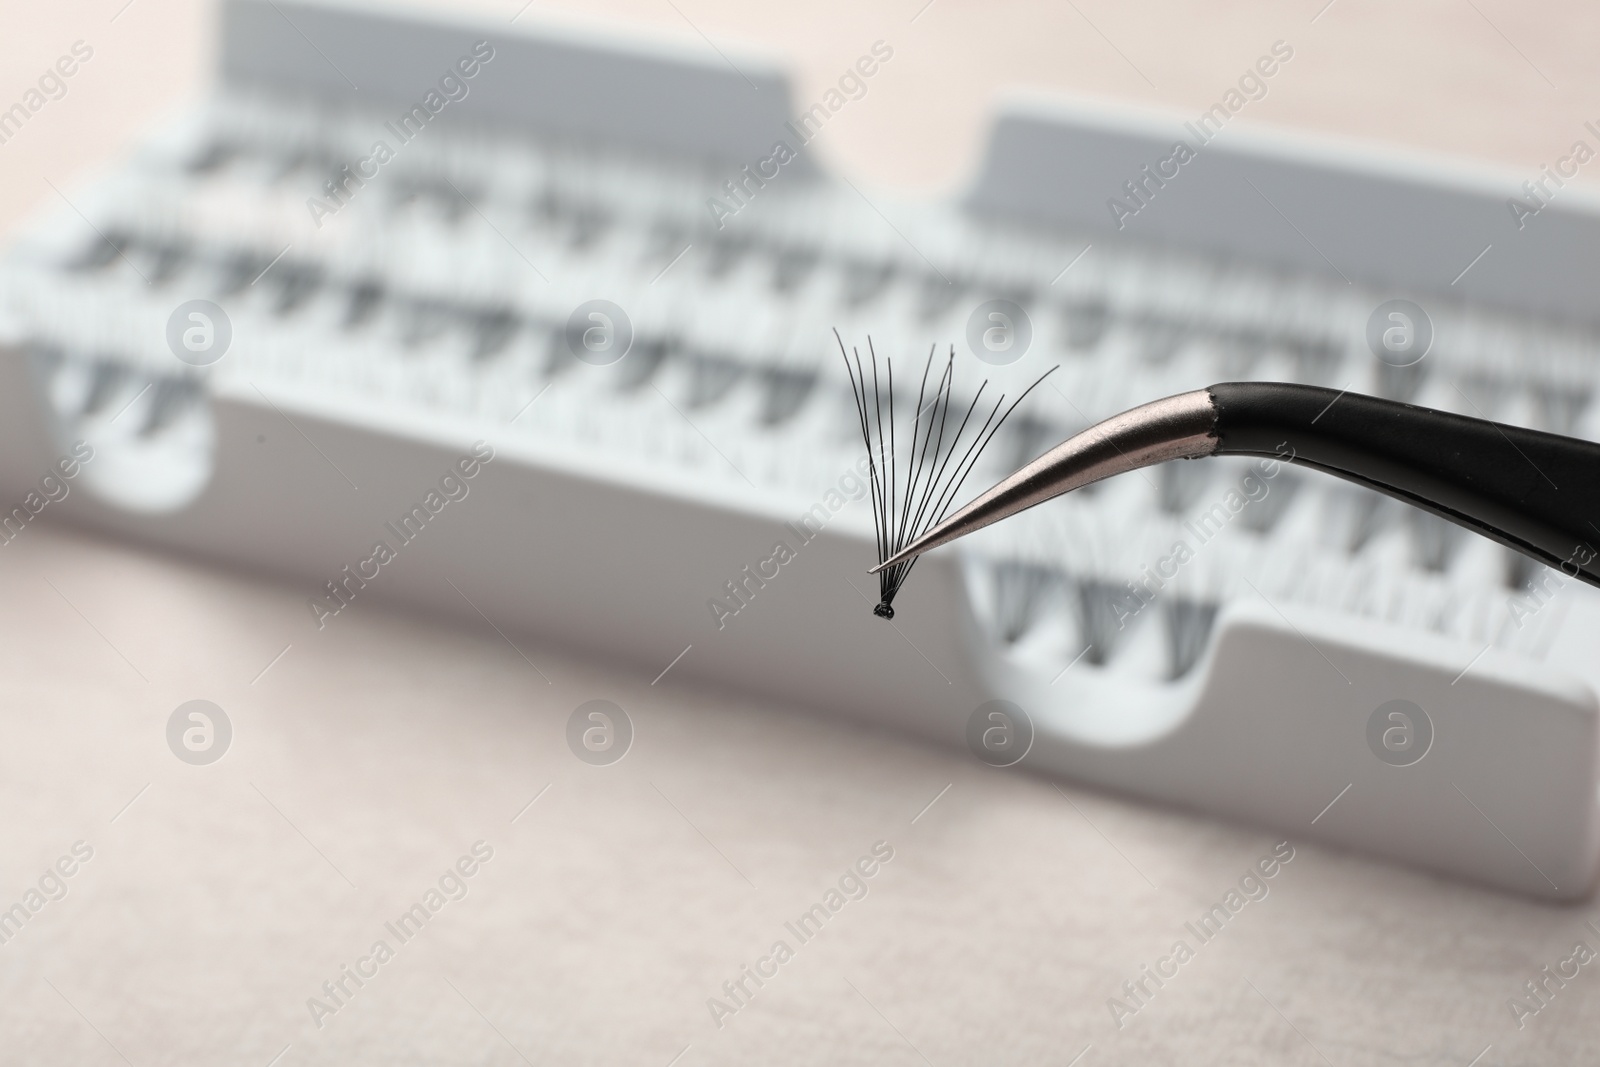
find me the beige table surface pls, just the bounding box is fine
[3,1,1600,1064]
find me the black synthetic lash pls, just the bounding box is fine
[838,330,1056,620]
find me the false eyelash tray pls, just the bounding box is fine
[0,0,1597,901]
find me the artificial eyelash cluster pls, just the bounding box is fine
[839,331,1055,620]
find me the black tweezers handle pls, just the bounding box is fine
[1209,382,1600,588]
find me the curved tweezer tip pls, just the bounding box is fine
[868,389,1219,573]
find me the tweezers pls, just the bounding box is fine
[871,382,1600,586]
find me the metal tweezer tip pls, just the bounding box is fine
[868,389,1220,573]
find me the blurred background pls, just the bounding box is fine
[6,0,1600,213]
[3,1,1600,1064]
